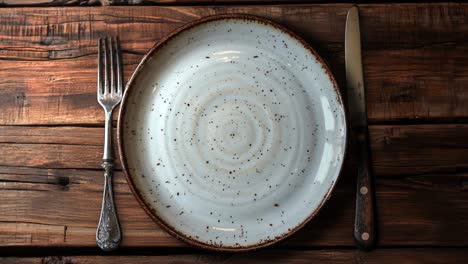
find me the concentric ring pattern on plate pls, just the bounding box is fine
[119,15,346,251]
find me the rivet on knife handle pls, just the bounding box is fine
[345,6,376,250]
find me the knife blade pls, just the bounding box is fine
[345,6,376,251]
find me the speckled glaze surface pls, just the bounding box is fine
[118,15,346,251]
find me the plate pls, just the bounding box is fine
[118,14,346,251]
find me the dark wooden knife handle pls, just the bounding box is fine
[353,127,376,251]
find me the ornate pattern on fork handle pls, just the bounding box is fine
[96,161,121,251]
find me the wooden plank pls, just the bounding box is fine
[1,249,468,264]
[0,126,117,169]
[0,0,335,7]
[0,222,66,246]
[0,4,467,124]
[0,0,106,6]
[0,125,467,247]
[1,125,467,176]
[365,46,468,122]
[1,170,468,247]
[0,0,461,7]
[0,126,106,145]
[0,143,106,169]
[370,124,468,176]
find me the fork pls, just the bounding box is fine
[96,36,123,251]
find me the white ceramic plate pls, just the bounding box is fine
[119,15,346,251]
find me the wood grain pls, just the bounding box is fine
[1,125,467,176]
[2,249,468,264]
[1,167,468,248]
[0,125,467,247]
[370,124,468,176]
[0,3,467,260]
[0,0,335,7]
[0,0,101,6]
[0,4,467,124]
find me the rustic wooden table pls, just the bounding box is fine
[0,1,467,263]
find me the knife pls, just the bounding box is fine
[345,6,376,250]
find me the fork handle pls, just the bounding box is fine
[96,161,122,251]
[103,111,113,161]
[353,128,376,251]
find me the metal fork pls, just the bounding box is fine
[96,36,123,251]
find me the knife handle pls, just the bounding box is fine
[353,127,376,251]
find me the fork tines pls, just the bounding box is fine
[97,36,122,99]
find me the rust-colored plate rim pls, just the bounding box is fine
[118,13,347,252]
